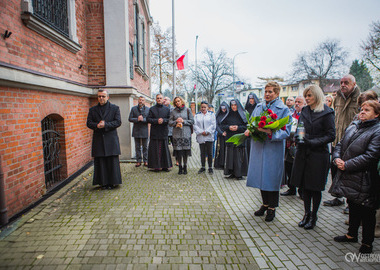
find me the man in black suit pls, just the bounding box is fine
[128,96,149,167]
[86,89,122,189]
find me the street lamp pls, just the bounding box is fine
[232,52,247,99]
[195,35,199,112]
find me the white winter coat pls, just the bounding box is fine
[194,111,216,144]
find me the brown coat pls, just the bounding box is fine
[333,86,360,146]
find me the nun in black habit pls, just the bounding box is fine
[221,99,248,180]
[245,93,259,160]
[214,102,229,169]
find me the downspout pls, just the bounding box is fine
[0,156,8,226]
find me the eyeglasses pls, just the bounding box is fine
[98,95,107,98]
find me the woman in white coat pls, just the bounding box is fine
[194,101,216,174]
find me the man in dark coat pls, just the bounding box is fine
[128,96,150,167]
[324,74,360,207]
[87,89,122,189]
[147,94,172,171]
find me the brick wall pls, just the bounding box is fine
[0,0,88,84]
[86,1,106,86]
[0,87,92,217]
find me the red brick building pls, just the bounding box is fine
[0,0,152,224]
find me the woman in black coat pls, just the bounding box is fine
[290,85,335,230]
[331,100,380,254]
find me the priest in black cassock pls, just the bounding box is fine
[86,89,122,189]
[221,99,248,180]
[147,94,172,171]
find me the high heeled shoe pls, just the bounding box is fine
[254,205,268,216]
[298,212,311,227]
[265,208,276,222]
[304,212,317,230]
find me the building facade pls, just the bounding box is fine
[0,0,152,223]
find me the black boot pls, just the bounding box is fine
[265,208,276,222]
[183,165,187,175]
[298,212,311,227]
[304,212,317,230]
[254,205,268,216]
[178,166,183,175]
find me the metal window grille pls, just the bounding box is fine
[32,0,69,37]
[41,116,63,190]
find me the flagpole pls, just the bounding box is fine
[195,35,198,113]
[172,0,176,98]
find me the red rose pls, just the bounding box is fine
[267,109,273,114]
[281,125,286,130]
[268,121,274,125]
[260,116,267,121]
[258,121,266,128]
[271,113,278,120]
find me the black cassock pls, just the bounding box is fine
[214,101,229,169]
[86,101,122,186]
[221,99,248,178]
[147,104,173,169]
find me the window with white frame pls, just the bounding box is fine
[133,2,148,80]
[21,0,81,53]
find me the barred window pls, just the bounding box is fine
[32,0,69,37]
[22,0,81,53]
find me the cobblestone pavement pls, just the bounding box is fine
[0,138,379,269]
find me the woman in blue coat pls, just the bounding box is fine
[245,82,292,222]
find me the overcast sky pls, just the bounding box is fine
[149,0,380,87]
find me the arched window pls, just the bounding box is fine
[41,115,64,189]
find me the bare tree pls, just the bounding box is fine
[193,48,233,104]
[150,23,186,95]
[362,21,380,81]
[291,39,348,89]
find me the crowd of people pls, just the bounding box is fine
[86,74,380,255]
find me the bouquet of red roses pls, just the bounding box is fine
[227,109,290,145]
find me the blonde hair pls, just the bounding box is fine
[265,81,281,94]
[173,96,186,108]
[325,95,333,108]
[303,85,325,112]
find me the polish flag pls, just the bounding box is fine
[176,51,188,70]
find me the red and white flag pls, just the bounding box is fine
[176,51,188,70]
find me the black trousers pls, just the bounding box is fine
[261,190,279,208]
[347,200,376,246]
[200,141,213,168]
[284,160,296,191]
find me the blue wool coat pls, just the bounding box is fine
[246,99,292,191]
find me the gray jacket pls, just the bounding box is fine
[128,105,149,138]
[169,106,194,150]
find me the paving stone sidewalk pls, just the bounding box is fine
[199,154,380,269]
[0,136,379,269]
[0,144,258,269]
